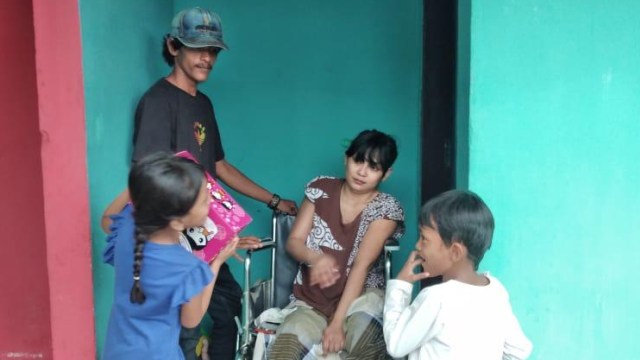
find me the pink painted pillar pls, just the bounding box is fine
[0,0,53,357]
[33,0,96,358]
[0,0,95,357]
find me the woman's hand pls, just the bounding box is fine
[309,254,340,288]
[322,321,345,355]
[396,250,430,283]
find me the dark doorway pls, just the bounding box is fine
[422,0,457,203]
[421,0,467,287]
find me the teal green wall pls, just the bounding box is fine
[80,0,171,354]
[469,1,640,359]
[82,0,422,355]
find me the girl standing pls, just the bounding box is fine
[101,153,238,359]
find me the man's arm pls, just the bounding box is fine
[101,189,130,233]
[215,159,297,215]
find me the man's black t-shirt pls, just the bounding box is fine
[131,77,241,310]
[133,79,224,176]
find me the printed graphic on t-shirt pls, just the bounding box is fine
[193,122,206,150]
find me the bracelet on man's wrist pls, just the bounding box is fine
[267,193,281,210]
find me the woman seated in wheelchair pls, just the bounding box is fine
[269,129,405,359]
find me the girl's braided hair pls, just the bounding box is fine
[127,152,205,304]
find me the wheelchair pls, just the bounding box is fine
[236,212,400,359]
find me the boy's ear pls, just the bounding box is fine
[450,241,467,262]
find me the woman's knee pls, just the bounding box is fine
[276,308,325,346]
[345,311,386,356]
[346,311,375,334]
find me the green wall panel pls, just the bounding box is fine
[469,1,640,359]
[83,0,422,355]
[81,0,172,354]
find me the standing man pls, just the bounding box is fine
[132,7,297,360]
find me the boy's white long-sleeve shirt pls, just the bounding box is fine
[383,275,532,360]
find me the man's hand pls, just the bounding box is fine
[237,236,263,250]
[396,251,430,283]
[276,198,298,215]
[228,236,265,262]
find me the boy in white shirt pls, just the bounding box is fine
[383,190,532,359]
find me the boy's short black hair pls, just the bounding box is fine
[162,36,183,66]
[345,129,398,174]
[420,190,494,270]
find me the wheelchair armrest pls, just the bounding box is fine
[383,238,399,282]
[243,238,276,286]
[243,237,275,288]
[246,239,275,254]
[384,238,400,252]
